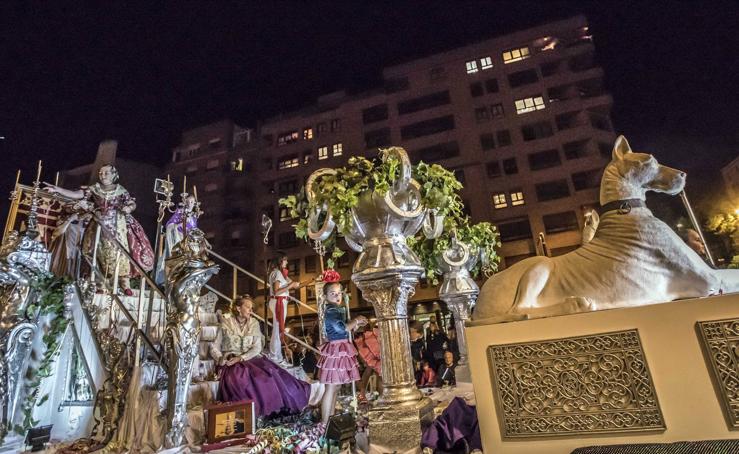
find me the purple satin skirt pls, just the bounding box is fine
[217,356,310,417]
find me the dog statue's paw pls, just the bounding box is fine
[564,296,594,314]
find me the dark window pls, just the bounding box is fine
[317,122,327,135]
[415,141,460,163]
[278,179,299,196]
[461,199,472,217]
[338,253,351,268]
[475,107,490,122]
[571,169,602,191]
[486,161,501,178]
[453,168,466,185]
[397,91,451,115]
[362,104,389,124]
[498,217,533,242]
[209,139,222,149]
[287,259,300,275]
[305,255,317,273]
[384,77,410,93]
[496,130,512,147]
[364,128,391,149]
[503,158,518,175]
[521,121,554,141]
[470,82,484,97]
[490,103,505,118]
[590,112,612,131]
[528,149,561,170]
[547,85,570,102]
[507,68,539,88]
[563,140,590,159]
[430,66,446,81]
[330,118,341,132]
[535,180,570,201]
[543,211,579,234]
[480,133,496,150]
[540,61,561,77]
[278,231,298,248]
[598,142,612,158]
[555,112,580,131]
[485,78,499,93]
[400,115,455,140]
[261,206,274,220]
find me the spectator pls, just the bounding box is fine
[435,351,456,387]
[409,321,426,379]
[425,322,449,369]
[417,360,437,388]
[301,335,318,378]
[445,327,460,362]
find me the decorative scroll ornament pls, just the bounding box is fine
[697,317,739,428]
[163,228,219,448]
[0,177,52,443]
[487,329,665,438]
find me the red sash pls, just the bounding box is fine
[275,296,287,342]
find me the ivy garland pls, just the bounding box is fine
[279,149,500,279]
[12,275,70,436]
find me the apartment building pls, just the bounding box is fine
[256,15,616,320]
[165,119,258,293]
[167,16,617,324]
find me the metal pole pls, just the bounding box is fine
[680,190,716,267]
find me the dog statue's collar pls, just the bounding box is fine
[599,198,645,215]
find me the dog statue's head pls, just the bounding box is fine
[600,136,686,205]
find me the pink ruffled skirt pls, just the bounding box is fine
[318,339,360,384]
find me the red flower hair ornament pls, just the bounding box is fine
[322,269,341,283]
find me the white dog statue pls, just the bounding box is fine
[473,136,739,323]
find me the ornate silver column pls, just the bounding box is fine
[437,237,479,383]
[0,176,51,446]
[163,229,219,448]
[307,147,438,450]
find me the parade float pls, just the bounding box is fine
[0,137,736,453]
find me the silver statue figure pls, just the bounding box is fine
[163,228,219,448]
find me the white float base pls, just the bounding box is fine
[467,293,739,454]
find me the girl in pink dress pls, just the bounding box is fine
[317,273,367,424]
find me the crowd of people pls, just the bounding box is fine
[410,319,459,388]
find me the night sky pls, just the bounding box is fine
[2,1,737,207]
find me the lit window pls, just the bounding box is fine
[231,158,244,171]
[493,193,508,209]
[206,159,219,170]
[303,127,313,140]
[277,131,300,147]
[511,190,525,206]
[277,156,300,170]
[303,153,311,164]
[515,96,546,114]
[318,146,328,160]
[480,56,493,70]
[465,60,479,74]
[332,143,343,157]
[279,207,291,221]
[205,183,218,192]
[502,46,530,64]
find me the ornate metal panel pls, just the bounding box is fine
[487,329,665,438]
[697,317,739,429]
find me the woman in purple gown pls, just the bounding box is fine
[210,295,310,417]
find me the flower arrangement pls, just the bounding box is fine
[279,148,499,278]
